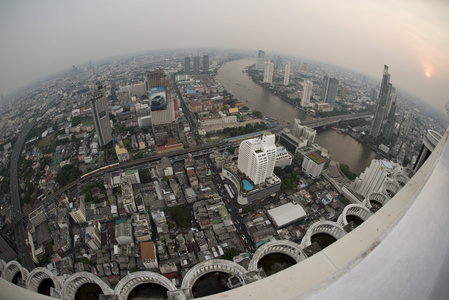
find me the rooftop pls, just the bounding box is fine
[306,151,327,165]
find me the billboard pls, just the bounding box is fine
[149,87,167,111]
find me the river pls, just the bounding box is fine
[215,58,380,174]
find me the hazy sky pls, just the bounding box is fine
[1,0,448,109]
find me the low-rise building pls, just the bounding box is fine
[141,241,158,269]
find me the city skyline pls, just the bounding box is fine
[1,0,448,110]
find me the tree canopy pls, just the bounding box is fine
[56,165,82,186]
[167,206,192,228]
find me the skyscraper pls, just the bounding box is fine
[193,56,200,74]
[284,62,290,85]
[321,76,339,106]
[238,133,277,185]
[256,50,265,70]
[184,57,191,74]
[301,80,313,107]
[384,100,397,139]
[263,60,274,84]
[370,65,391,138]
[202,55,209,73]
[386,86,396,119]
[91,81,113,146]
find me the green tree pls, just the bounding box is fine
[223,248,240,261]
[340,164,356,180]
[139,169,152,184]
[167,206,192,228]
[252,110,263,119]
[80,257,90,265]
[227,146,236,155]
[56,165,82,186]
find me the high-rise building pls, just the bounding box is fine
[202,55,209,73]
[321,76,339,106]
[238,133,277,185]
[352,159,396,197]
[193,56,200,74]
[184,57,191,74]
[370,65,391,138]
[146,70,177,141]
[403,112,413,137]
[85,226,102,251]
[69,197,87,224]
[292,118,316,145]
[284,62,290,85]
[121,176,136,214]
[384,100,397,139]
[29,206,47,228]
[386,86,396,119]
[263,61,274,84]
[301,80,313,107]
[91,82,113,146]
[301,151,328,179]
[340,86,347,100]
[256,50,265,70]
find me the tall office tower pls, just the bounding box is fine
[370,87,377,102]
[321,76,339,106]
[352,159,396,197]
[274,56,282,70]
[256,50,265,70]
[238,133,277,185]
[413,129,442,172]
[292,118,316,145]
[284,62,291,85]
[299,62,308,72]
[184,57,191,74]
[263,60,274,84]
[193,56,200,74]
[370,65,391,138]
[91,82,113,146]
[301,80,313,107]
[202,55,209,73]
[403,112,413,136]
[386,86,396,118]
[384,100,397,139]
[340,86,347,100]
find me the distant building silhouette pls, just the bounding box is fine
[202,55,209,73]
[284,62,290,85]
[193,56,200,74]
[256,50,265,71]
[263,61,274,84]
[184,57,191,74]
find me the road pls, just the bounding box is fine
[9,119,38,271]
[205,156,256,254]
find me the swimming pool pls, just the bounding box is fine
[242,179,253,191]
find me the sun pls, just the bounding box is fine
[426,71,431,78]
